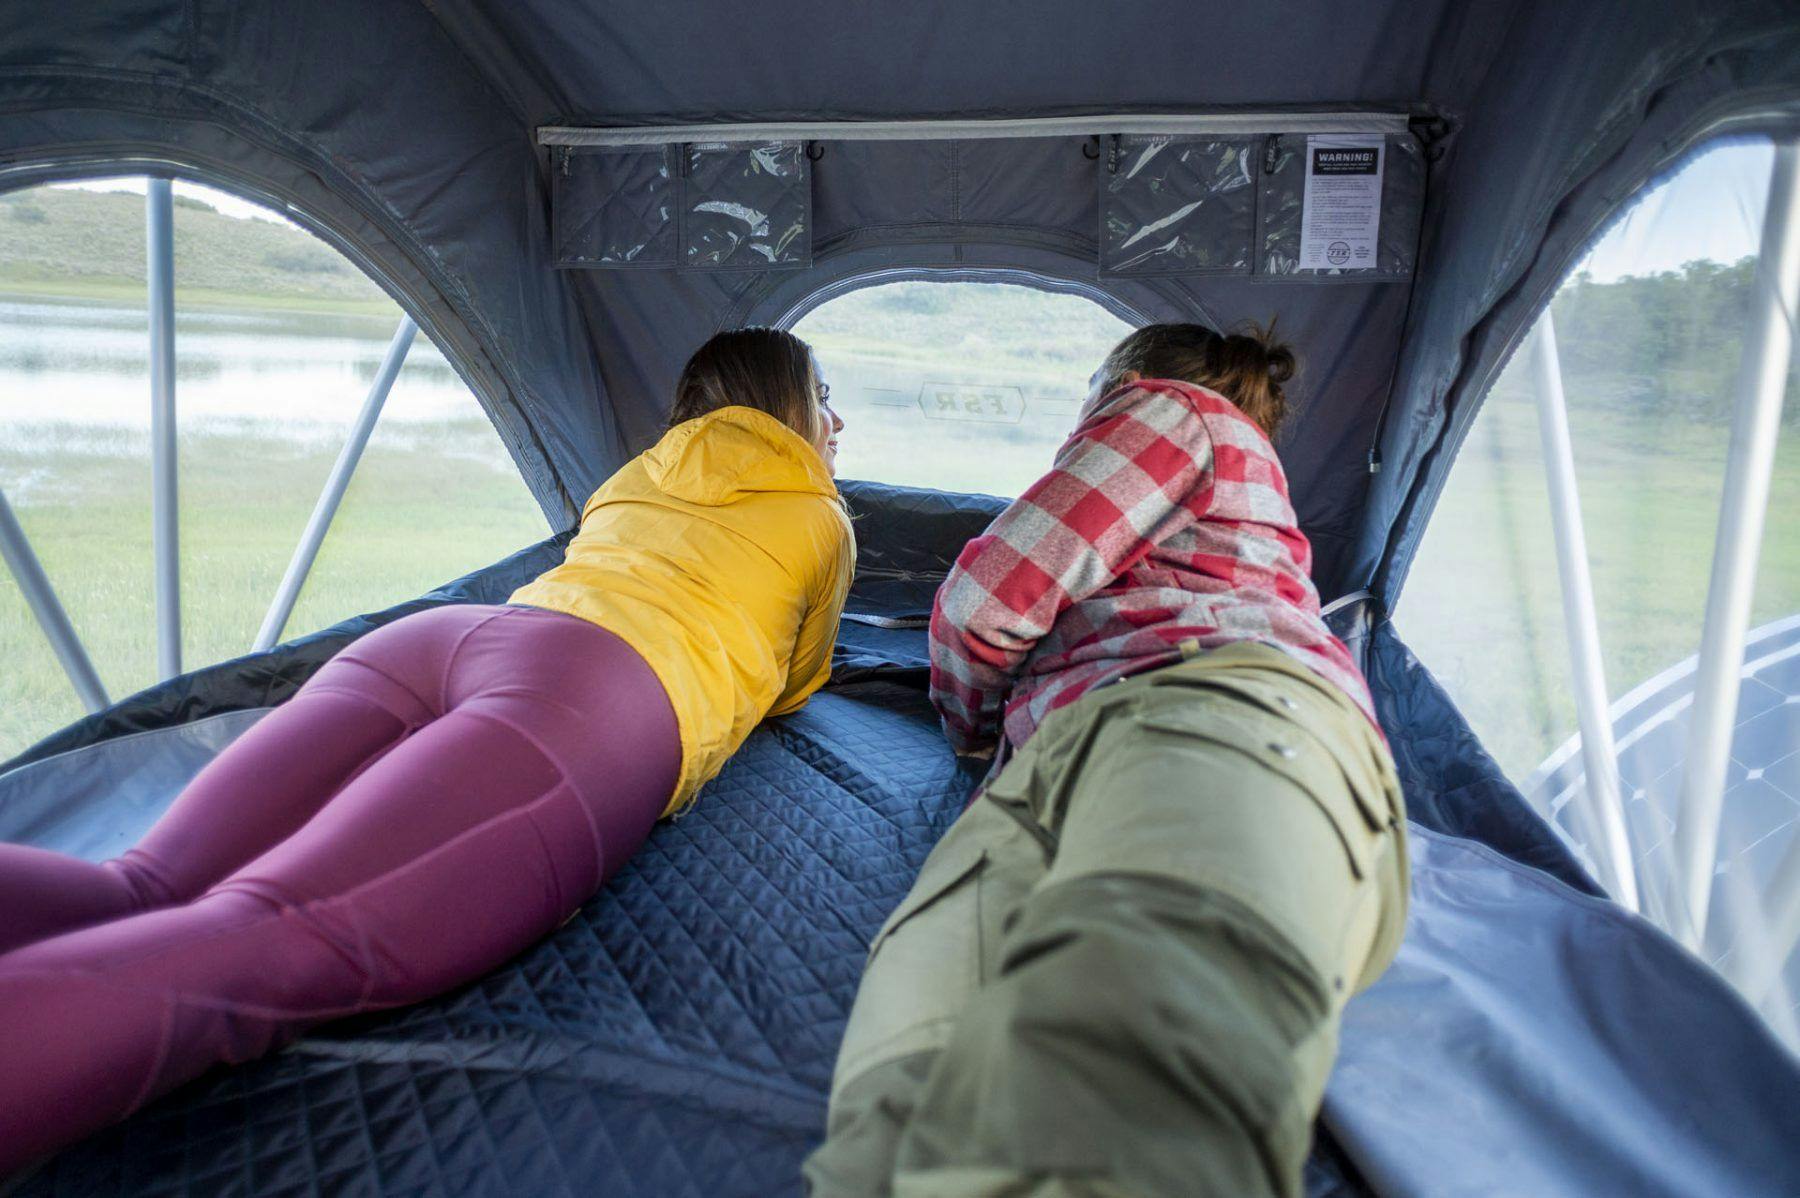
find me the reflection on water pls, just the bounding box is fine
[0,295,467,441]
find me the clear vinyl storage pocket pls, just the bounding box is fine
[680,141,812,269]
[1099,136,1257,277]
[1256,132,1423,280]
[552,145,678,268]
[553,141,812,270]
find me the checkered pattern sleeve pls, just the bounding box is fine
[928,383,1216,751]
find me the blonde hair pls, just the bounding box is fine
[1096,321,1297,439]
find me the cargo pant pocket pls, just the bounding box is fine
[831,842,989,1101]
[1136,700,1382,884]
[1049,693,1396,1003]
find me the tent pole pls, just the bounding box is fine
[0,488,109,714]
[1728,829,1800,1009]
[1531,311,1639,911]
[147,178,181,681]
[253,316,416,653]
[1671,140,1800,949]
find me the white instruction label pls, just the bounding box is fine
[1299,136,1384,271]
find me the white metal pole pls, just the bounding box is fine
[1671,140,1800,948]
[1730,830,1800,1005]
[0,488,109,713]
[253,316,417,653]
[146,178,181,680]
[1531,311,1640,910]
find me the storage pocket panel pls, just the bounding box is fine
[552,146,678,268]
[680,140,812,269]
[1256,132,1423,280]
[1099,136,1256,277]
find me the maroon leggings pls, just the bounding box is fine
[0,603,681,1170]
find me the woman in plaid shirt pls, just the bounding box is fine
[808,324,1409,1198]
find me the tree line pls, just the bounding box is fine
[1550,257,1797,425]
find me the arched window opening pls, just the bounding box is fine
[790,279,1135,495]
[0,175,546,761]
[1402,136,1800,1045]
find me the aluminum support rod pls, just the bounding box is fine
[1531,311,1640,911]
[538,110,1411,147]
[1726,634,1800,998]
[1732,830,1800,1005]
[1672,140,1800,947]
[0,487,109,713]
[253,316,417,653]
[147,178,181,680]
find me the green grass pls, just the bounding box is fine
[0,273,400,317]
[0,186,393,309]
[1399,360,1800,778]
[797,280,1132,386]
[0,419,547,762]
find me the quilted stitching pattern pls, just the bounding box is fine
[20,682,971,1197]
[554,150,677,267]
[19,653,1365,1198]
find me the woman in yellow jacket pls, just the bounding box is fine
[0,329,853,1168]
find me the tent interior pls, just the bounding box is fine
[1,1,1798,1194]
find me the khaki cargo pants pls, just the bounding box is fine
[804,643,1409,1198]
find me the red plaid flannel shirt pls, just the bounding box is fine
[929,378,1377,754]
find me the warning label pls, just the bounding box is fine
[1311,146,1380,175]
[1299,136,1384,271]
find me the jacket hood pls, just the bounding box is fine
[642,405,837,506]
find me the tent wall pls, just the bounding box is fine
[0,0,612,526]
[0,0,1796,594]
[1362,0,1800,598]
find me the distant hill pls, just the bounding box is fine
[2,182,1789,426]
[0,185,394,311]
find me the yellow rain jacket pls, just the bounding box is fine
[509,406,854,813]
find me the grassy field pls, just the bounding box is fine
[797,279,1131,385]
[0,183,559,759]
[0,186,393,313]
[0,415,547,761]
[1401,356,1799,778]
[0,274,399,317]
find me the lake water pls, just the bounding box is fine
[0,294,1109,497]
[0,296,477,445]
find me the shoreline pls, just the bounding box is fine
[0,277,399,319]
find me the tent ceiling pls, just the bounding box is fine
[0,0,1794,599]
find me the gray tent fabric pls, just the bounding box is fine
[1328,826,1800,1198]
[3,3,1800,1192]
[7,2,1792,593]
[0,710,269,862]
[1365,4,1800,596]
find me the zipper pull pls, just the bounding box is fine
[1262,134,1281,175]
[559,147,570,178]
[1107,133,1121,175]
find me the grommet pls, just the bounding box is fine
[1268,743,1298,760]
[1082,135,1101,160]
[805,141,826,162]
